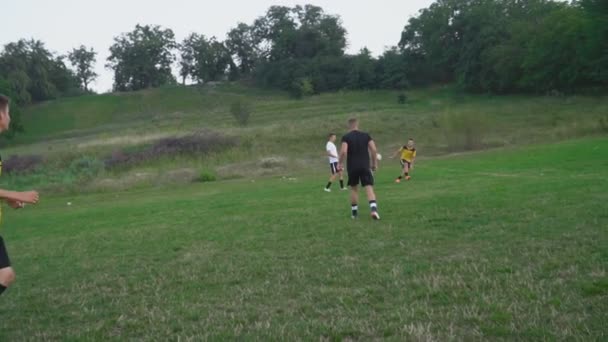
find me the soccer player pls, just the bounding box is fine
[391,138,417,183]
[0,94,40,296]
[324,133,346,192]
[338,118,380,220]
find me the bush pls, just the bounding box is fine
[230,100,252,126]
[599,115,608,133]
[398,93,407,104]
[440,112,490,151]
[68,156,104,180]
[196,170,217,183]
[2,154,44,174]
[105,131,236,169]
[291,78,315,99]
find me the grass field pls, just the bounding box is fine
[2,84,607,193]
[0,137,606,340]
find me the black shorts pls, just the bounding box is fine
[0,236,11,269]
[348,168,374,187]
[401,159,412,168]
[329,162,340,175]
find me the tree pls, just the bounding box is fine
[0,39,78,103]
[376,48,409,89]
[0,77,24,140]
[179,34,233,84]
[250,5,349,93]
[107,25,177,91]
[69,45,97,92]
[226,23,259,76]
[346,48,377,89]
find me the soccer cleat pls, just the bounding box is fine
[341,187,348,191]
[371,212,381,220]
[395,178,401,183]
[324,188,331,192]
[405,176,411,181]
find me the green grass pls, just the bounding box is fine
[0,137,606,340]
[3,83,607,192]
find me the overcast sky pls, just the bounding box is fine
[3,0,436,92]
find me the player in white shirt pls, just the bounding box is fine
[324,133,346,192]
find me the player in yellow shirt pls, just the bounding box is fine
[0,94,40,296]
[391,138,417,183]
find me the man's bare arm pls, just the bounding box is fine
[0,189,39,204]
[338,142,348,169]
[369,140,378,171]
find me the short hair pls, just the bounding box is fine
[408,138,414,141]
[328,133,336,138]
[348,118,358,128]
[0,94,9,113]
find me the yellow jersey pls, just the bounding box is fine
[400,146,417,162]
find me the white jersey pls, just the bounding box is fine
[326,141,339,163]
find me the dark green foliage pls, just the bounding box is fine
[197,170,217,183]
[0,39,80,106]
[398,0,608,93]
[107,25,177,91]
[179,34,234,84]
[68,46,98,92]
[398,93,407,104]
[0,79,25,140]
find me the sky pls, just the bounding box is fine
[3,0,436,92]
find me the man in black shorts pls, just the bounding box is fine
[0,94,40,296]
[338,118,380,220]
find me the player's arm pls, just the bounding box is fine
[0,189,39,205]
[338,142,348,170]
[411,150,417,168]
[391,146,402,159]
[369,140,378,171]
[326,149,338,159]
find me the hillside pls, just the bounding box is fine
[1,83,607,191]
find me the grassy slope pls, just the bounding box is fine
[10,84,608,154]
[2,83,606,192]
[0,137,606,340]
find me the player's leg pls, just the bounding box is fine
[0,237,15,295]
[362,170,380,220]
[396,160,406,183]
[348,169,360,218]
[338,169,346,190]
[404,162,411,180]
[325,163,338,192]
[350,185,359,218]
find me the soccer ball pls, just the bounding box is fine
[376,153,382,161]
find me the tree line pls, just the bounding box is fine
[1,0,606,107]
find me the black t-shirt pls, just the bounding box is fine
[341,130,372,170]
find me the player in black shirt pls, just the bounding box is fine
[338,118,380,220]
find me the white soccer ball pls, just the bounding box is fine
[376,153,382,161]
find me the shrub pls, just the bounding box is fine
[197,170,217,183]
[230,100,253,126]
[105,131,236,169]
[68,156,104,180]
[398,93,407,104]
[440,111,490,151]
[2,154,44,174]
[291,78,315,99]
[599,115,608,133]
